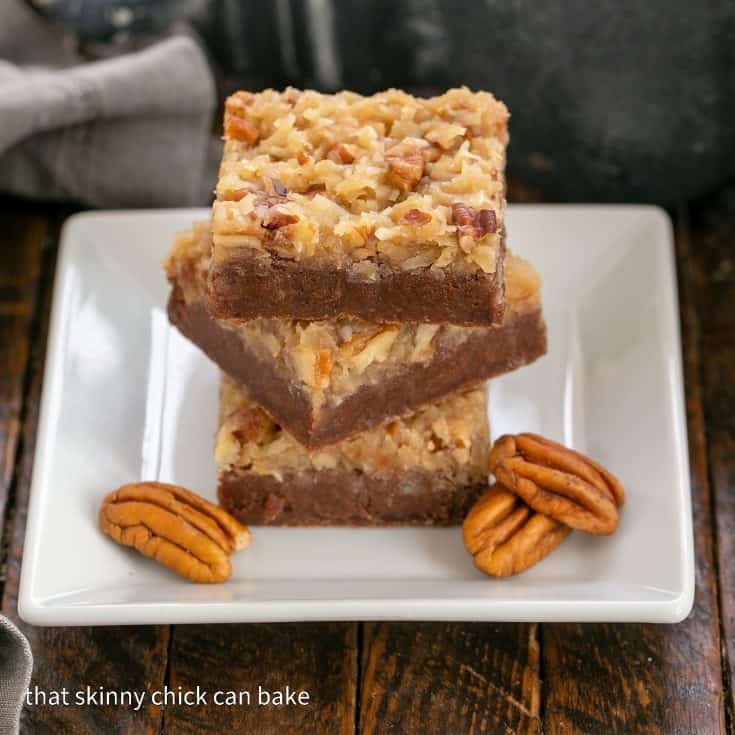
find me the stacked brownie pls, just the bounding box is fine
[165,87,547,526]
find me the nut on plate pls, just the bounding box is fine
[99,482,251,583]
[489,433,625,535]
[462,483,571,577]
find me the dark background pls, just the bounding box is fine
[27,0,735,205]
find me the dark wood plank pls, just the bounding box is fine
[359,622,541,734]
[541,205,726,734]
[689,188,735,727]
[0,209,170,735]
[163,623,357,734]
[0,206,45,563]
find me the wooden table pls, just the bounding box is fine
[1,191,733,734]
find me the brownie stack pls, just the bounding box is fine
[165,87,547,526]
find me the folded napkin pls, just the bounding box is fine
[0,1,216,207]
[0,617,32,735]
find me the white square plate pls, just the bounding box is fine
[18,205,693,625]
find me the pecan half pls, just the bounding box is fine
[99,482,251,583]
[489,434,625,535]
[462,484,571,577]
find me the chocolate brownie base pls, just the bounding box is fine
[168,287,546,449]
[207,246,505,326]
[218,469,486,526]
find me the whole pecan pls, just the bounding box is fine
[462,483,571,576]
[99,482,251,583]
[489,434,625,535]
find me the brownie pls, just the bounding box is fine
[215,375,489,526]
[165,222,546,449]
[210,87,509,325]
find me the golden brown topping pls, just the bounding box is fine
[401,209,432,226]
[214,87,508,270]
[504,255,541,304]
[231,407,272,444]
[219,187,250,202]
[217,375,489,481]
[421,143,443,163]
[462,483,571,576]
[224,114,259,144]
[489,433,625,535]
[315,349,333,387]
[99,482,251,583]
[226,91,255,113]
[262,209,298,230]
[326,143,355,164]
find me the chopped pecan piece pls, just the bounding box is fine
[476,209,497,235]
[231,407,272,444]
[99,482,251,583]
[451,202,477,229]
[224,114,259,144]
[272,178,288,197]
[451,203,498,238]
[262,210,298,230]
[489,433,625,535]
[326,143,355,164]
[385,142,424,192]
[401,209,432,226]
[462,483,571,576]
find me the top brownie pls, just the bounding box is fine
[209,87,509,325]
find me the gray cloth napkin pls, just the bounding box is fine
[0,1,216,207]
[0,617,32,735]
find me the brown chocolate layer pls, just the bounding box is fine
[168,287,546,449]
[207,246,505,326]
[218,468,486,526]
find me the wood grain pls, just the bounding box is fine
[0,205,45,569]
[541,205,727,734]
[163,623,357,734]
[0,208,170,735]
[359,622,541,734]
[690,189,735,726]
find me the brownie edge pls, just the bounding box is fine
[207,248,505,326]
[218,469,486,526]
[168,286,546,450]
